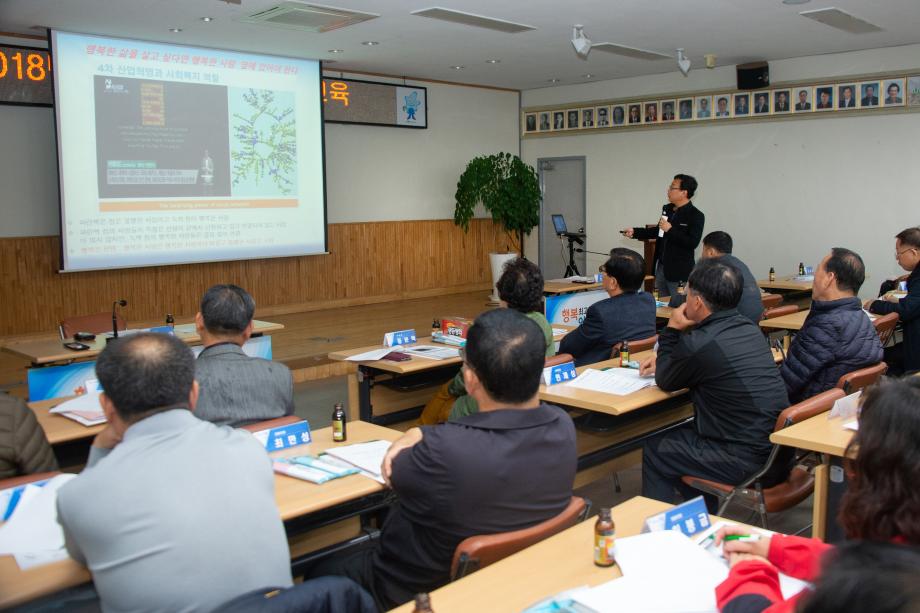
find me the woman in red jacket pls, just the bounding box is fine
[714,376,920,613]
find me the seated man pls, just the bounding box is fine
[641,259,789,507]
[559,248,657,366]
[194,284,294,426]
[671,231,763,324]
[56,333,292,612]
[0,391,58,479]
[867,227,920,374]
[782,248,883,403]
[310,309,577,610]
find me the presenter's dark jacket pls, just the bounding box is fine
[655,309,789,457]
[670,254,763,325]
[632,202,705,283]
[869,266,920,371]
[559,291,657,366]
[780,297,883,403]
[373,405,577,608]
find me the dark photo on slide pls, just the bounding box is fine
[94,76,231,199]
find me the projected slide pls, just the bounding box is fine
[52,31,325,272]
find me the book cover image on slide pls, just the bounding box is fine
[94,76,232,199]
[229,88,298,198]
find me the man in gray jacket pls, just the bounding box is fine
[56,333,292,612]
[194,284,294,426]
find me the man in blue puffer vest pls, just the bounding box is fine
[780,248,883,403]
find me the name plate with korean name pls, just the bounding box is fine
[384,329,417,347]
[252,420,312,451]
[542,361,577,386]
[642,496,711,537]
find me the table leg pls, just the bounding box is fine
[812,463,827,540]
[346,372,360,422]
[357,365,374,423]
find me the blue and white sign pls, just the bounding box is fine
[384,329,417,347]
[253,420,312,451]
[642,496,711,537]
[542,361,577,386]
[544,290,607,326]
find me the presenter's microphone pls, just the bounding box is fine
[112,299,127,339]
[658,205,668,238]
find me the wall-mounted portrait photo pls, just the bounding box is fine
[773,90,791,113]
[733,93,750,116]
[566,109,579,129]
[612,105,626,125]
[714,95,731,118]
[794,88,812,112]
[539,111,551,131]
[753,92,770,114]
[596,106,610,127]
[661,100,676,121]
[883,79,905,106]
[678,98,693,121]
[695,96,712,119]
[643,101,659,123]
[837,84,857,110]
[909,76,920,107]
[627,104,641,124]
[553,111,565,130]
[524,113,537,132]
[581,108,594,128]
[860,82,880,107]
[815,85,834,111]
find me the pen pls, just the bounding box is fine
[706,533,762,543]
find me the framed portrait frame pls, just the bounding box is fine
[837,83,857,110]
[815,85,834,111]
[538,111,551,132]
[580,107,595,128]
[660,99,677,122]
[627,103,642,125]
[523,112,538,133]
[643,100,659,123]
[793,87,813,113]
[773,89,791,114]
[713,94,732,119]
[909,76,920,107]
[565,108,580,130]
[677,98,694,121]
[859,81,881,108]
[595,105,611,128]
[733,93,750,117]
[611,104,627,126]
[751,91,771,116]
[882,78,905,106]
[552,110,566,131]
[695,96,712,120]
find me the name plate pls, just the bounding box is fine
[642,496,711,537]
[253,420,312,451]
[384,329,417,347]
[542,361,577,385]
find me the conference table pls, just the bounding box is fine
[757,275,814,293]
[770,412,853,543]
[543,275,655,296]
[0,421,402,609]
[389,496,731,613]
[2,320,284,366]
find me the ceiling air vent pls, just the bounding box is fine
[239,2,379,33]
[798,8,883,34]
[410,7,536,33]
[591,43,670,61]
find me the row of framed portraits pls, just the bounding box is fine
[524,76,918,133]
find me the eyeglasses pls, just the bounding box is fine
[668,186,683,191]
[896,247,916,257]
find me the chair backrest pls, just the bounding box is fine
[872,312,899,346]
[836,362,888,395]
[762,305,799,321]
[0,470,61,491]
[239,415,302,433]
[451,496,587,580]
[761,293,783,310]
[59,312,126,339]
[774,388,845,432]
[544,353,575,368]
[610,335,658,359]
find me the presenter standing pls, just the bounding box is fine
[622,174,704,301]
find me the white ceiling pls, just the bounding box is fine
[2,0,920,90]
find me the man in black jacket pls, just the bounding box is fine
[781,248,883,403]
[623,174,705,302]
[640,259,789,508]
[559,248,657,366]
[867,227,920,374]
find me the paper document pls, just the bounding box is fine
[564,368,656,396]
[323,440,392,484]
[49,392,107,426]
[843,420,859,431]
[551,328,570,336]
[0,474,77,570]
[402,345,460,360]
[344,347,393,362]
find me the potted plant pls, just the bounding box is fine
[454,152,541,302]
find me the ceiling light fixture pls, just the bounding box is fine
[782,0,810,4]
[450,65,465,70]
[583,73,594,79]
[200,17,214,22]
[676,48,691,77]
[169,27,182,33]
[704,53,717,69]
[547,78,560,83]
[328,49,344,54]
[485,59,500,64]
[571,25,593,59]
[362,41,379,46]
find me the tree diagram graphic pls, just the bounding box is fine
[231,89,296,195]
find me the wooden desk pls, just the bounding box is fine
[30,397,105,446]
[757,276,813,293]
[759,309,808,332]
[0,422,402,610]
[389,497,690,613]
[2,320,284,366]
[544,276,654,296]
[330,329,574,424]
[771,413,853,542]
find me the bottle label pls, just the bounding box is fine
[620,351,629,366]
[332,420,345,440]
[594,532,616,566]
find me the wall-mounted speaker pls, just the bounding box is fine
[737,62,770,90]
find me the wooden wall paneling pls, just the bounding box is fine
[0,219,504,338]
